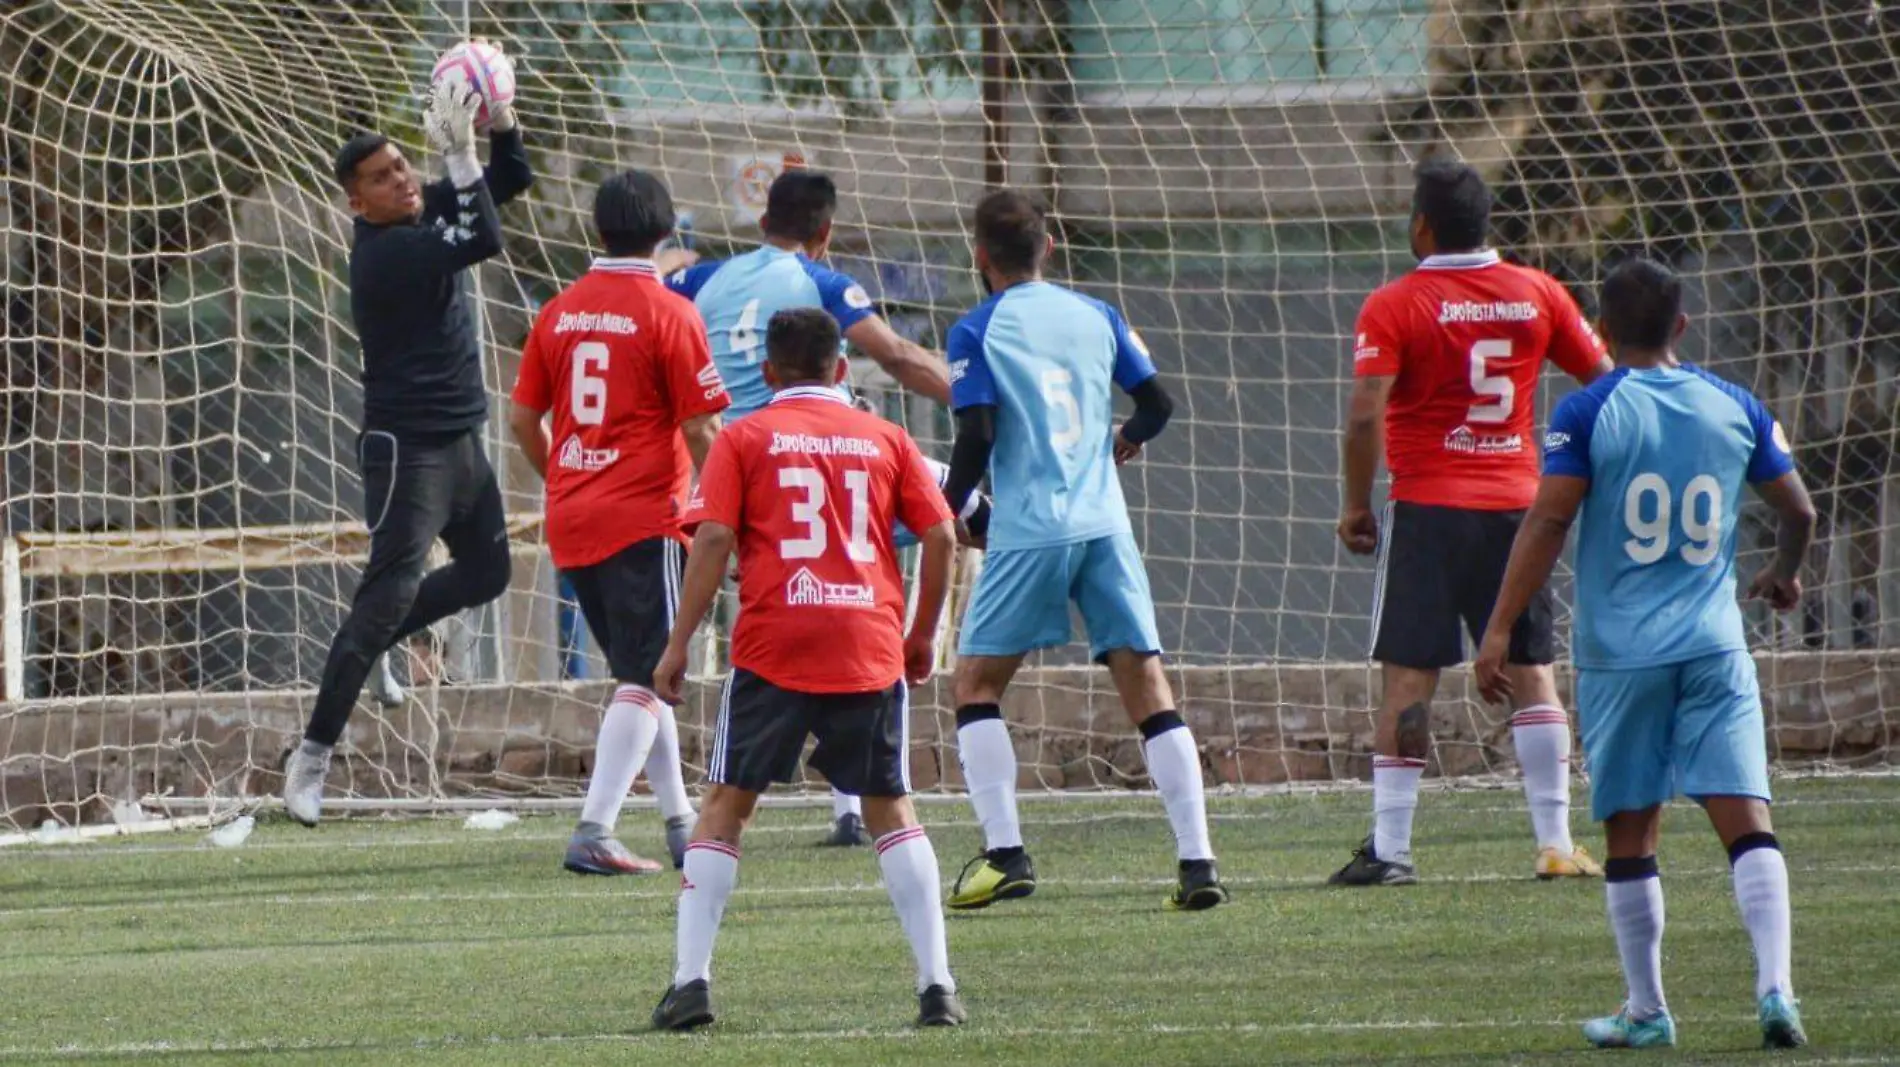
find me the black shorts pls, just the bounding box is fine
[707,668,910,797]
[1369,501,1555,670]
[561,537,683,687]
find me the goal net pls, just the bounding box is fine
[3,0,1896,832]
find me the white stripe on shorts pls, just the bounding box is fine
[1366,500,1396,654]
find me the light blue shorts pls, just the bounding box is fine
[958,532,1162,661]
[1576,649,1771,822]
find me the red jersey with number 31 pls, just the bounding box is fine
[512,258,730,569]
[1353,251,1606,510]
[683,387,953,693]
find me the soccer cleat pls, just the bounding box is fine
[1328,836,1418,886]
[651,979,714,1032]
[1581,1005,1678,1049]
[366,654,405,708]
[1536,845,1606,880]
[947,849,1037,910]
[282,742,332,828]
[1759,992,1807,1049]
[917,984,967,1027]
[820,812,867,847]
[563,832,663,875]
[665,814,695,870]
[1168,858,1229,911]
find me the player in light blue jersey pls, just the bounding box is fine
[939,189,1225,913]
[668,171,970,846]
[1475,259,1815,1052]
[666,170,950,417]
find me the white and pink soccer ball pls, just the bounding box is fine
[431,41,515,131]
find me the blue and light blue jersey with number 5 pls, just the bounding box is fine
[1543,364,1794,671]
[947,281,1157,551]
[666,246,877,419]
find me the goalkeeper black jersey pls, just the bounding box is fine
[348,128,532,437]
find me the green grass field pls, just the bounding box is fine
[2,778,1897,1065]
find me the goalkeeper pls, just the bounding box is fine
[283,60,532,826]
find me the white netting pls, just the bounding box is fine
[1,0,1896,829]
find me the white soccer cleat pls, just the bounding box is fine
[283,742,333,827]
[367,654,406,707]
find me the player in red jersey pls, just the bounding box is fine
[1331,160,1613,886]
[648,307,964,1031]
[508,170,730,877]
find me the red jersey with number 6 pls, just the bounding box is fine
[512,257,731,569]
[683,386,953,693]
[1352,250,1606,511]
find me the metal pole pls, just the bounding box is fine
[982,0,1007,190]
[3,537,24,702]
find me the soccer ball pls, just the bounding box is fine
[430,41,515,131]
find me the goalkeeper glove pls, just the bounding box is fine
[424,78,482,188]
[483,47,518,133]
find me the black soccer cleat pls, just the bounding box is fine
[917,984,967,1027]
[1168,858,1230,911]
[1328,835,1419,887]
[651,978,715,1032]
[820,812,867,847]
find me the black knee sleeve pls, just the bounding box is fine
[1604,855,1660,882]
[955,703,1002,729]
[1727,831,1780,866]
[1137,709,1185,741]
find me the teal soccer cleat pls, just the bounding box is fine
[1759,992,1808,1049]
[1581,1006,1678,1049]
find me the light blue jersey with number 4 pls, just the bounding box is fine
[1543,364,1794,670]
[948,281,1157,550]
[666,246,876,419]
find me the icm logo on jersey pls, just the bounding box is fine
[1543,430,1571,453]
[784,567,876,608]
[556,434,621,472]
[697,362,726,400]
[1444,426,1523,455]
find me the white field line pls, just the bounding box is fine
[5,1016,1893,1061]
[6,792,1895,862]
[0,863,1894,924]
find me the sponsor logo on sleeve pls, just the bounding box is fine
[669,269,688,286]
[948,358,967,384]
[697,362,726,400]
[1771,420,1791,454]
[843,284,873,310]
[1543,430,1571,453]
[1127,328,1151,359]
[1353,333,1380,363]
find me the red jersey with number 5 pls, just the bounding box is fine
[1352,250,1607,510]
[683,386,953,693]
[512,258,731,569]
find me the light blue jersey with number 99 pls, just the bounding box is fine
[1543,364,1794,670]
[666,245,877,420]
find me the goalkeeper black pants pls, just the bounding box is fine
[305,427,512,746]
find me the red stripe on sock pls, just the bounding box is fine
[875,827,928,855]
[1511,713,1569,726]
[687,840,739,860]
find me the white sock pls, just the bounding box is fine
[1731,843,1794,1000]
[1606,870,1667,1017]
[1371,757,1425,862]
[832,789,862,820]
[1141,717,1213,861]
[644,704,695,822]
[673,840,739,986]
[579,685,662,831]
[1511,704,1575,853]
[957,714,1022,851]
[875,826,955,993]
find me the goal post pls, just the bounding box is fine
[1,0,1897,833]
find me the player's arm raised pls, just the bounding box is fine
[1339,295,1402,555]
[843,315,952,406]
[390,80,506,276]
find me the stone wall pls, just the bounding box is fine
[3,652,1893,829]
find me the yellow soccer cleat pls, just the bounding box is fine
[1536,845,1605,880]
[947,849,1037,910]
